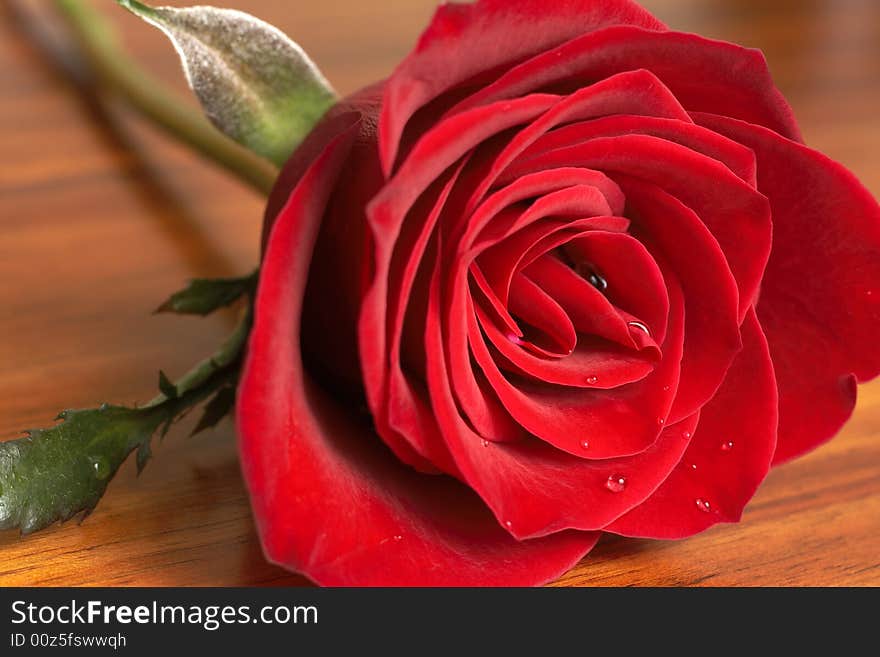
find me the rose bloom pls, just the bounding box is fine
[237,0,880,585]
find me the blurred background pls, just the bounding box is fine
[0,0,877,585]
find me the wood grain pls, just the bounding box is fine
[1,0,878,587]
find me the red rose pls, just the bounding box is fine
[237,0,880,586]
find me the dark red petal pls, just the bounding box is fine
[563,231,670,343]
[462,169,626,254]
[607,310,777,538]
[464,69,694,210]
[239,116,598,586]
[428,261,697,537]
[617,177,742,422]
[696,113,880,464]
[475,186,619,306]
[362,95,558,424]
[381,164,468,474]
[476,301,657,389]
[524,255,646,348]
[448,27,801,143]
[507,272,577,356]
[457,273,685,460]
[521,115,757,186]
[380,0,665,173]
[503,133,772,323]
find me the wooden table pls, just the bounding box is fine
[1,0,878,587]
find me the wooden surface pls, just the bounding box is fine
[1,0,878,587]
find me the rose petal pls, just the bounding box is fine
[562,231,670,343]
[503,133,772,323]
[240,116,598,586]
[521,114,757,186]
[464,168,626,254]
[380,0,665,173]
[617,176,742,422]
[447,26,801,143]
[524,255,648,348]
[696,113,880,464]
[607,310,777,538]
[382,163,469,473]
[463,68,695,211]
[427,255,697,537]
[476,300,657,389]
[362,94,559,426]
[454,271,685,459]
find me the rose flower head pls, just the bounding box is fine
[237,0,880,586]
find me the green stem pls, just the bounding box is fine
[146,307,252,407]
[51,0,278,195]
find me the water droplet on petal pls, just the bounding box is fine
[663,385,671,392]
[721,440,734,451]
[628,321,651,336]
[581,440,590,450]
[587,375,598,385]
[695,498,711,513]
[506,332,523,345]
[588,273,608,292]
[90,457,110,480]
[504,520,513,529]
[657,417,666,427]
[682,431,692,440]
[573,263,608,292]
[393,535,403,541]
[481,439,490,448]
[605,475,627,493]
[691,463,698,471]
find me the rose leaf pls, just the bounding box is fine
[0,311,250,535]
[155,270,257,316]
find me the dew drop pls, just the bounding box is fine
[682,431,692,440]
[581,440,590,450]
[573,263,608,292]
[628,321,651,336]
[586,375,599,385]
[663,385,671,392]
[721,440,734,452]
[481,439,490,448]
[506,332,524,346]
[90,457,110,480]
[695,498,711,513]
[504,520,513,529]
[605,475,627,493]
[588,273,608,292]
[393,535,403,541]
[691,463,698,471]
[657,417,666,427]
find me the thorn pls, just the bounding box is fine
[158,370,178,399]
